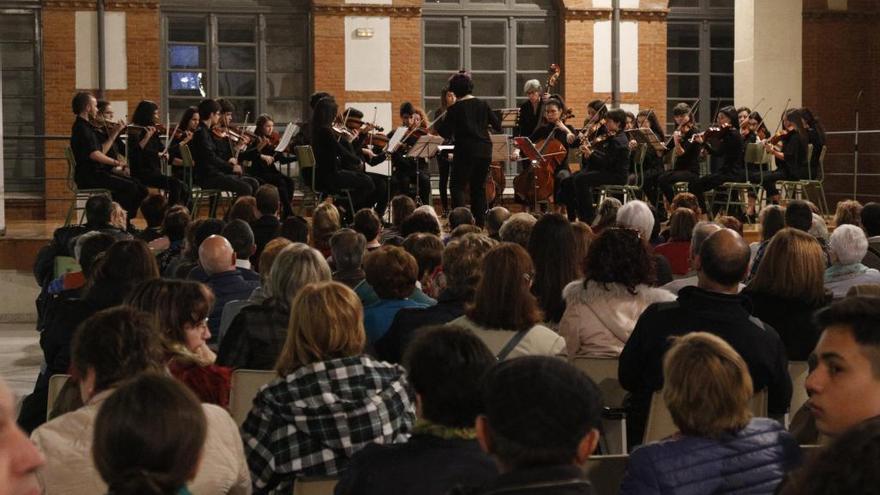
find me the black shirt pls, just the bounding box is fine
[515,99,544,137]
[704,127,745,177]
[311,127,362,189]
[70,116,106,183]
[777,131,808,180]
[436,97,501,160]
[191,123,234,180]
[585,132,630,177]
[673,127,701,174]
[807,127,824,179]
[128,128,164,179]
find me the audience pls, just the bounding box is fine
[451,243,566,359]
[311,201,342,257]
[197,235,259,337]
[861,202,880,270]
[92,373,208,495]
[31,307,249,495]
[620,332,801,494]
[381,194,416,244]
[336,326,498,495]
[249,236,293,304]
[378,233,497,363]
[363,246,431,343]
[825,224,880,298]
[751,204,785,261]
[0,376,44,495]
[222,219,259,276]
[448,207,476,232]
[403,233,445,298]
[527,213,579,325]
[810,212,830,243]
[570,221,594,272]
[353,208,383,251]
[280,214,309,244]
[660,222,723,294]
[251,184,282,268]
[750,200,829,281]
[166,218,225,279]
[654,207,697,275]
[485,206,510,241]
[155,206,192,274]
[619,229,791,446]
[743,228,831,360]
[498,212,536,248]
[219,243,331,369]
[401,209,442,237]
[126,279,231,407]
[227,195,259,224]
[592,197,622,235]
[450,224,482,240]
[714,214,743,236]
[242,282,415,493]
[617,200,673,285]
[136,193,168,242]
[560,227,675,358]
[43,231,115,305]
[450,356,601,495]
[834,199,863,227]
[330,229,371,294]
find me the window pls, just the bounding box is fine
[163,13,308,125]
[1,9,42,192]
[666,0,733,131]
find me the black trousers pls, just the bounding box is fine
[691,173,745,211]
[573,170,627,222]
[392,165,431,206]
[332,170,376,212]
[197,174,258,197]
[451,154,491,226]
[136,170,190,207]
[77,172,148,220]
[658,170,701,203]
[366,172,389,218]
[762,171,790,197]
[249,165,296,218]
[437,153,452,212]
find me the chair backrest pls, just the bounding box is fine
[218,299,252,345]
[789,361,810,416]
[630,144,648,187]
[292,477,339,495]
[571,358,626,408]
[583,455,629,495]
[806,143,814,179]
[64,147,78,192]
[180,144,195,188]
[643,389,769,444]
[47,374,72,419]
[229,369,277,425]
[296,145,317,191]
[818,144,827,177]
[53,255,82,280]
[744,143,766,165]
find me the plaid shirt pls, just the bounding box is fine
[242,355,415,494]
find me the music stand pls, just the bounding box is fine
[625,127,667,154]
[499,108,520,129]
[406,135,444,206]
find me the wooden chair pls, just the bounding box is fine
[295,145,355,218]
[229,369,276,425]
[571,357,627,454]
[47,374,71,420]
[292,477,339,495]
[583,454,629,495]
[63,147,112,226]
[643,389,768,444]
[179,144,222,218]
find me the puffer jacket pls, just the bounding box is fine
[619,417,802,495]
[558,280,676,358]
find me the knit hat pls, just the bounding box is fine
[523,79,542,94]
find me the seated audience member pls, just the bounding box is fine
[280,215,309,244]
[750,200,829,281]
[528,213,580,325]
[714,214,743,237]
[810,212,830,243]
[591,197,622,236]
[0,375,44,495]
[189,220,260,282]
[825,224,880,298]
[251,184,282,267]
[447,207,476,239]
[451,243,566,359]
[571,221,594,272]
[336,325,498,495]
[378,234,497,363]
[20,240,159,433]
[620,333,801,494]
[560,227,676,358]
[136,193,168,242]
[248,237,293,305]
[227,195,259,224]
[654,208,697,275]
[834,199,863,228]
[166,218,225,279]
[743,228,831,360]
[450,356,602,495]
[498,212,537,248]
[485,206,510,242]
[450,224,482,240]
[45,231,115,299]
[619,228,791,447]
[381,194,417,244]
[242,282,415,494]
[197,235,259,336]
[311,201,342,258]
[31,307,249,495]
[861,202,880,270]
[780,416,880,495]
[92,374,207,495]
[661,222,723,294]
[126,279,231,407]
[403,233,445,299]
[751,205,785,261]
[330,228,370,292]
[363,246,431,343]
[401,209,442,238]
[155,206,192,274]
[617,200,673,285]
[219,243,331,369]
[353,208,383,251]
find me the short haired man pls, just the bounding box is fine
[353,208,382,251]
[336,326,498,495]
[485,207,510,241]
[329,228,369,297]
[381,194,416,244]
[197,235,259,338]
[250,184,282,267]
[806,297,880,438]
[451,356,602,495]
[187,221,260,283]
[620,228,791,447]
[514,79,545,138]
[661,221,723,294]
[448,207,476,232]
[136,193,169,242]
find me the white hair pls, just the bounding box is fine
[830,224,869,265]
[523,79,542,94]
[616,200,655,241]
[809,213,829,241]
[414,204,439,221]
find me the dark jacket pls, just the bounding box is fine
[743,289,831,361]
[619,286,792,446]
[435,97,501,160]
[515,99,544,138]
[375,289,467,363]
[217,300,288,370]
[451,465,594,495]
[187,264,260,283]
[334,434,497,495]
[585,133,630,178]
[203,270,259,337]
[620,418,802,495]
[191,123,233,181]
[33,222,129,288]
[703,128,745,178]
[250,215,282,267]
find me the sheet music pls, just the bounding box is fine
[499,108,520,129]
[369,159,392,177]
[275,123,299,152]
[490,134,511,162]
[386,126,409,153]
[625,127,667,153]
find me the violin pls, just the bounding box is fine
[346,117,384,133]
[691,122,732,143]
[366,132,390,148]
[768,129,789,146]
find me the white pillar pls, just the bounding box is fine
[734,0,802,124]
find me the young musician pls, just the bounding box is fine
[584,99,609,141]
[168,106,199,170]
[69,92,147,224]
[189,98,257,196]
[514,79,544,138]
[250,114,297,217]
[435,70,502,227]
[801,107,826,180]
[383,102,432,206]
[128,100,190,206]
[434,88,456,214]
[634,109,667,208]
[94,100,127,161]
[567,108,630,223]
[658,102,702,205]
[762,108,810,202]
[690,106,745,211]
[308,96,375,213]
[214,99,264,187]
[527,98,579,206]
[742,111,769,144]
[338,107,388,217]
[737,107,752,128]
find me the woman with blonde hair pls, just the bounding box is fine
[620,332,800,494]
[242,281,415,493]
[311,200,341,257]
[834,199,863,228]
[218,243,332,369]
[744,228,831,360]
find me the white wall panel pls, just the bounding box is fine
[75,11,127,90]
[593,20,638,94]
[344,17,390,91]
